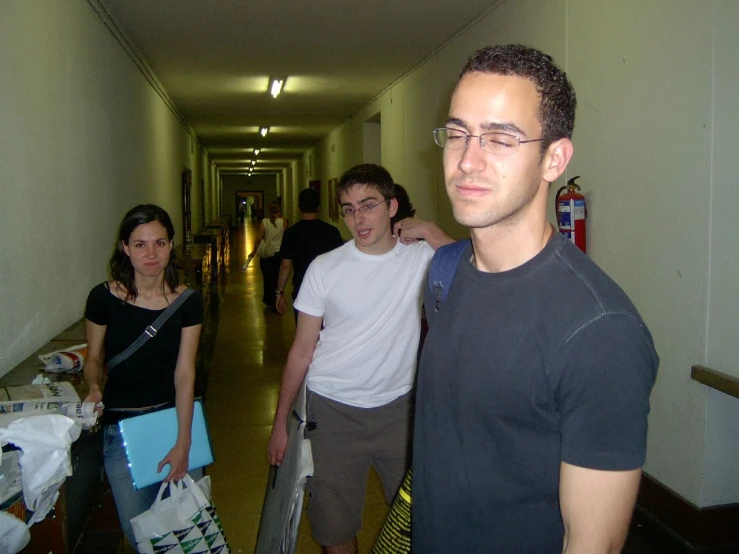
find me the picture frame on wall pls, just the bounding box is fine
[328,178,339,221]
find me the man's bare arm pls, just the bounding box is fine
[560,462,641,554]
[275,258,293,313]
[392,218,455,250]
[267,312,322,464]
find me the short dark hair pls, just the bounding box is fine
[337,164,395,205]
[458,44,576,152]
[298,188,320,213]
[110,204,180,301]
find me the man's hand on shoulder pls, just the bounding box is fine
[393,218,454,250]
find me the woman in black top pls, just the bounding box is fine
[83,204,203,548]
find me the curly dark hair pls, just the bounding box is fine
[336,164,395,206]
[458,44,577,153]
[109,204,180,301]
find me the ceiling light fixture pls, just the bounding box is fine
[260,127,269,137]
[253,148,260,155]
[251,160,256,165]
[269,78,286,98]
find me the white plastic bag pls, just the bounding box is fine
[0,414,81,525]
[131,474,230,554]
[0,450,23,505]
[37,343,87,373]
[0,512,30,554]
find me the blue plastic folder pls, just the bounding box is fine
[118,400,214,489]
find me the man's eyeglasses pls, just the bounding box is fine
[340,200,388,218]
[433,127,543,156]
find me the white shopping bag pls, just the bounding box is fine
[131,474,231,554]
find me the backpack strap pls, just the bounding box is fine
[107,288,196,371]
[428,240,470,312]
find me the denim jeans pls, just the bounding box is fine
[103,425,204,549]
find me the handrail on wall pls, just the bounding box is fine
[691,365,739,399]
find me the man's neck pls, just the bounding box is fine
[471,221,553,273]
[301,212,319,220]
[356,234,398,255]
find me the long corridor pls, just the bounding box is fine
[204,223,390,553]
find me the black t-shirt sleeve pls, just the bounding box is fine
[554,313,659,470]
[329,226,343,248]
[182,289,204,327]
[85,283,113,325]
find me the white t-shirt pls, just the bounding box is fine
[263,217,285,254]
[295,239,435,408]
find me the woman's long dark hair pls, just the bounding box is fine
[110,204,180,301]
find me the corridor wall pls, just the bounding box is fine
[312,0,739,510]
[0,1,214,375]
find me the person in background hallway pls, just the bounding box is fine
[412,45,659,554]
[268,164,453,554]
[247,195,256,222]
[390,183,416,229]
[275,188,343,323]
[247,201,288,310]
[238,201,246,224]
[83,204,203,549]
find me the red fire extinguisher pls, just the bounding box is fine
[555,176,587,253]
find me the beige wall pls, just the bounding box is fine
[308,0,739,508]
[0,1,216,376]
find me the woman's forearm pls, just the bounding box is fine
[174,370,195,446]
[83,358,104,401]
[250,238,261,256]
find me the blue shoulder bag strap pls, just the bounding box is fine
[107,288,196,371]
[427,239,470,313]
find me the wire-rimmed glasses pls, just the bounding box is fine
[340,200,388,218]
[433,127,543,156]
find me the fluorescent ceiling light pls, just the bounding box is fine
[269,78,285,98]
[260,127,269,137]
[253,148,260,155]
[251,160,256,165]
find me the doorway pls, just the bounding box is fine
[236,191,264,225]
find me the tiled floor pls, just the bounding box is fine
[79,222,727,553]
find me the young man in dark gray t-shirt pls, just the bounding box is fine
[412,45,659,553]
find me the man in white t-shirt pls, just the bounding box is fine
[268,163,452,554]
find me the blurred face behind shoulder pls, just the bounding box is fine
[122,221,173,280]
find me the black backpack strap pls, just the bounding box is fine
[107,288,196,371]
[427,240,470,312]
